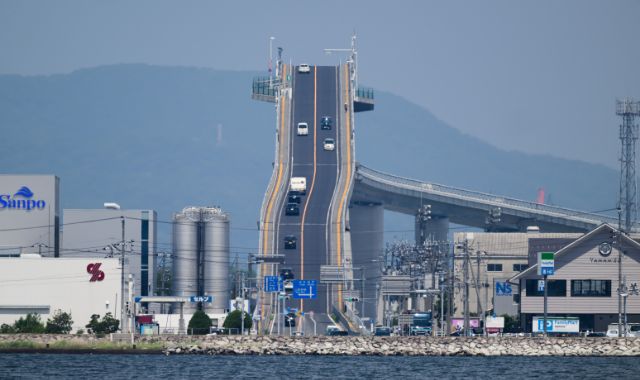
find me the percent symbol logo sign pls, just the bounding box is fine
[86,263,105,282]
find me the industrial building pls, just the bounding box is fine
[62,209,157,304]
[172,207,230,314]
[511,224,640,333]
[452,231,581,319]
[0,254,120,332]
[0,175,60,257]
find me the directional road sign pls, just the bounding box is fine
[264,275,282,292]
[292,280,318,299]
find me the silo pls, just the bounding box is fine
[172,207,200,312]
[202,207,230,313]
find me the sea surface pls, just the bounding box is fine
[1,354,639,379]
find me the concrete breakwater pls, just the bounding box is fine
[2,334,640,356]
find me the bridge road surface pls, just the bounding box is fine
[275,65,339,319]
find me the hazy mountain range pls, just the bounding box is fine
[0,64,619,252]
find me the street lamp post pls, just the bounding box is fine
[269,36,275,88]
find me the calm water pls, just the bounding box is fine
[0,354,639,379]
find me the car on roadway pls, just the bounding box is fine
[297,122,309,136]
[320,116,332,130]
[284,313,297,327]
[298,64,311,73]
[326,325,341,336]
[280,268,295,280]
[323,138,335,151]
[374,326,391,336]
[284,236,297,249]
[207,327,228,336]
[285,203,300,216]
[288,193,302,204]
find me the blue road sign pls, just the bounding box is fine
[190,296,213,303]
[541,267,554,276]
[264,275,282,292]
[292,280,318,299]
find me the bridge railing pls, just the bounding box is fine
[252,76,279,101]
[356,164,622,227]
[356,87,374,100]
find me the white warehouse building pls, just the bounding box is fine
[62,209,157,304]
[0,255,120,332]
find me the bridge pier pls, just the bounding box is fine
[349,201,384,325]
[415,215,450,245]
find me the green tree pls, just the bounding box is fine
[45,310,73,334]
[1,323,16,334]
[14,313,45,333]
[502,314,521,332]
[223,310,252,331]
[85,313,119,335]
[188,310,212,335]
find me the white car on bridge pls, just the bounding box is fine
[297,122,309,136]
[323,138,335,151]
[298,64,310,73]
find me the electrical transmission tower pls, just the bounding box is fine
[617,98,640,233]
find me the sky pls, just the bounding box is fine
[1,0,639,168]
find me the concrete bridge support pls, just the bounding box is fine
[415,215,450,246]
[349,201,384,324]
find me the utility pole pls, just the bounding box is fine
[615,217,623,338]
[448,243,454,335]
[120,216,126,333]
[543,273,548,337]
[476,251,482,318]
[463,238,470,336]
[241,271,245,336]
[128,274,134,334]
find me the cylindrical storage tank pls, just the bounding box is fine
[172,207,200,312]
[203,207,230,314]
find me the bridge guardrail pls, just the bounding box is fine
[355,87,374,100]
[356,164,624,228]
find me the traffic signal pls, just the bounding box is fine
[346,297,360,302]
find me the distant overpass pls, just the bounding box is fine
[353,164,621,235]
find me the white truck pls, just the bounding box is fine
[290,177,307,195]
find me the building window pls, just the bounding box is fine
[525,279,567,297]
[571,280,611,297]
[487,264,503,272]
[513,263,528,272]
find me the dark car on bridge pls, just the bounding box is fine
[320,116,332,130]
[284,236,297,249]
[280,268,295,280]
[285,203,299,216]
[288,193,302,204]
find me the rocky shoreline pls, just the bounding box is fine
[2,334,640,356]
[161,336,640,356]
